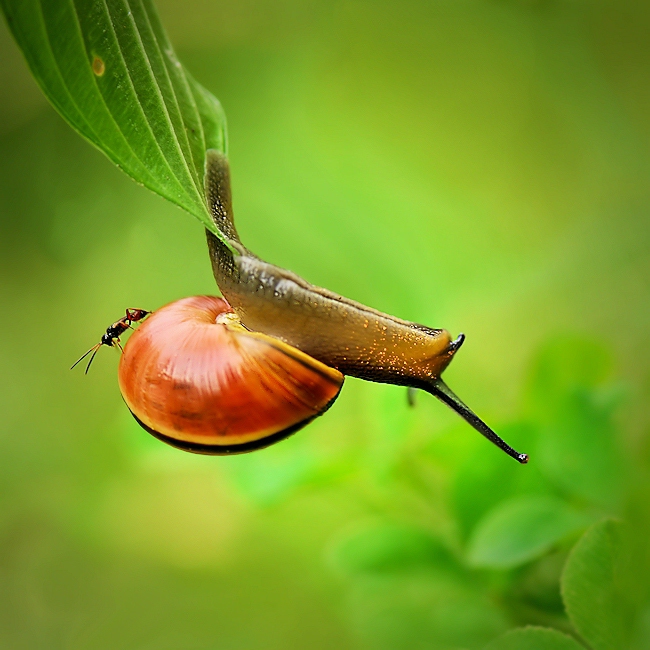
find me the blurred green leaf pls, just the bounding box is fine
[347,572,508,650]
[452,421,544,540]
[527,338,624,509]
[467,495,589,569]
[0,0,228,242]
[561,519,633,650]
[484,626,586,650]
[330,521,454,575]
[511,548,570,618]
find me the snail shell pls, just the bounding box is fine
[118,295,343,454]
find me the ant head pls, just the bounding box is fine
[126,308,150,322]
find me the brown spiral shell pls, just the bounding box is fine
[118,295,344,454]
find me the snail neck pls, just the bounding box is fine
[204,149,244,250]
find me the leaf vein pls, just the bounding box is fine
[120,0,204,202]
[98,0,199,208]
[141,0,207,180]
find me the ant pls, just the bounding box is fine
[71,308,151,374]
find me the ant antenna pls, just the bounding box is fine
[84,346,101,374]
[70,343,101,374]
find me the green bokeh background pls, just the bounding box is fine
[1,1,650,648]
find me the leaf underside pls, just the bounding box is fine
[561,519,631,650]
[467,495,589,569]
[0,0,228,243]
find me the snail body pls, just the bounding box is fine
[205,150,459,386]
[118,295,342,454]
[203,150,527,463]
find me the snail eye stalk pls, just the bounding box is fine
[426,378,528,464]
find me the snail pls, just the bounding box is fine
[116,149,528,463]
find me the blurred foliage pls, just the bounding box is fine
[1,0,650,649]
[485,626,586,650]
[561,520,636,650]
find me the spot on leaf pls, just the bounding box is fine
[92,56,105,76]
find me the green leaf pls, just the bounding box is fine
[561,519,633,650]
[0,0,228,243]
[484,626,586,650]
[347,572,509,649]
[526,337,624,509]
[467,495,590,569]
[452,421,547,540]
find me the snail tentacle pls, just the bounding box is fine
[425,378,529,464]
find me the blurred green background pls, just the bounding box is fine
[1,0,650,648]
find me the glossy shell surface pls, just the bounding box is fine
[118,296,343,454]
